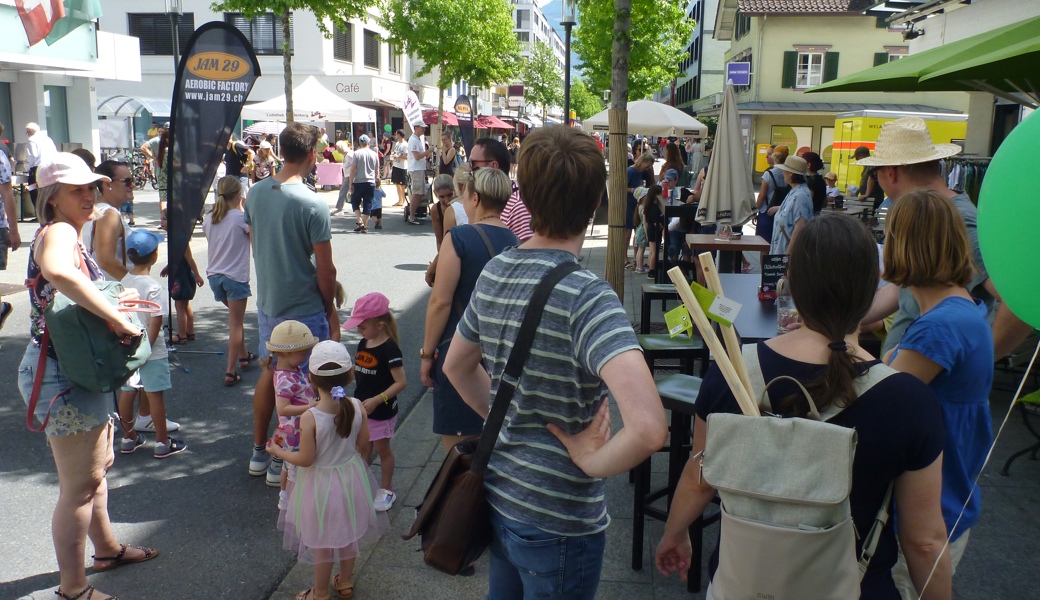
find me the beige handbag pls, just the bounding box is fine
[701,344,896,600]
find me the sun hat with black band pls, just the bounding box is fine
[773,155,809,177]
[855,117,961,166]
[309,340,354,375]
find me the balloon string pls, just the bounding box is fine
[916,338,1040,599]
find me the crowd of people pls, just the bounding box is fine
[6,111,1033,600]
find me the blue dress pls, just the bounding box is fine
[432,224,518,436]
[893,296,993,542]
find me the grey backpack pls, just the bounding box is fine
[701,344,897,600]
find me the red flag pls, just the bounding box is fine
[16,0,66,47]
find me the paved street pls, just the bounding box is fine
[1,185,1039,599]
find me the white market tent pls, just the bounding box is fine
[241,76,376,123]
[585,100,708,137]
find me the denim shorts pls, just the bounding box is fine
[120,199,134,214]
[121,358,172,393]
[257,308,330,366]
[208,274,251,302]
[487,510,606,600]
[18,343,116,437]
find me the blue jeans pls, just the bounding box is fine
[487,511,606,600]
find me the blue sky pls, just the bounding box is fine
[542,0,582,77]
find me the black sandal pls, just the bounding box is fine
[238,352,257,369]
[91,544,158,572]
[224,372,242,387]
[186,333,196,341]
[55,584,119,600]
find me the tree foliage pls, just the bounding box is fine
[379,0,520,92]
[521,41,564,119]
[212,0,377,122]
[569,78,604,120]
[573,0,694,101]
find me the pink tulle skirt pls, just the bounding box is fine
[278,454,389,564]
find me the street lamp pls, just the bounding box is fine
[165,0,183,70]
[561,0,577,125]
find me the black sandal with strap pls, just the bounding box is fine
[55,585,119,600]
[91,543,158,572]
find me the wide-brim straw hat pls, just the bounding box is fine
[856,117,961,166]
[774,155,808,177]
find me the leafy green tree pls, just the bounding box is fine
[212,0,376,123]
[573,0,694,101]
[521,41,564,120]
[380,0,520,130]
[569,78,604,120]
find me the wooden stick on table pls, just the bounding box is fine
[666,266,759,417]
[697,252,754,396]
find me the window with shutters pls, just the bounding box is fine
[127,13,195,56]
[516,9,530,30]
[363,29,380,70]
[734,11,751,41]
[388,44,402,74]
[796,52,824,88]
[224,12,293,56]
[334,22,353,62]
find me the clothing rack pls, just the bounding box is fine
[941,156,991,205]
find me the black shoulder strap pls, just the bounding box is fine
[471,261,582,474]
[471,224,496,260]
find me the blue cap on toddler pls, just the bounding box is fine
[125,229,165,258]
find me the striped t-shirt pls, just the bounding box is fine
[458,248,640,535]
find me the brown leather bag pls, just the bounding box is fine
[402,261,582,575]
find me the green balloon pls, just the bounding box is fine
[977,110,1040,329]
[384,124,392,133]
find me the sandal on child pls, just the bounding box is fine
[91,544,158,572]
[238,352,258,369]
[55,585,118,600]
[224,372,242,387]
[295,588,330,600]
[186,333,196,341]
[170,335,187,345]
[625,263,636,271]
[333,574,354,598]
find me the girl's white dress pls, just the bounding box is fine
[279,400,389,563]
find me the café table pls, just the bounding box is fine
[718,272,778,342]
[315,162,343,188]
[822,205,866,217]
[685,234,770,273]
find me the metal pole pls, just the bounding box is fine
[564,23,572,124]
[170,12,181,70]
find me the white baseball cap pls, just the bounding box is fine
[309,341,354,375]
[36,153,110,188]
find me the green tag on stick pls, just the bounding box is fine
[664,305,694,338]
[689,281,742,327]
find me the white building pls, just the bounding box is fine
[654,0,728,114]
[95,1,465,148]
[0,2,139,163]
[500,0,567,122]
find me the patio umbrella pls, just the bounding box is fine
[474,115,512,130]
[584,100,708,137]
[696,84,755,227]
[808,15,1040,106]
[243,121,285,136]
[423,110,458,127]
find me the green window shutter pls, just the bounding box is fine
[823,52,840,82]
[782,51,798,88]
[874,52,888,67]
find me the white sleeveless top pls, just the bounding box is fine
[81,202,132,280]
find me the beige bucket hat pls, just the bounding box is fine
[265,320,319,353]
[855,117,961,166]
[774,155,809,176]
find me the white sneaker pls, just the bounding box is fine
[136,415,180,433]
[278,490,287,511]
[373,488,396,512]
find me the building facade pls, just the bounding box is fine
[654,0,727,115]
[0,1,139,161]
[709,0,968,173]
[498,0,566,123]
[95,1,463,148]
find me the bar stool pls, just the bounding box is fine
[638,333,709,378]
[640,284,680,334]
[632,373,719,593]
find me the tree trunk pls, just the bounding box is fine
[605,0,631,297]
[282,9,294,124]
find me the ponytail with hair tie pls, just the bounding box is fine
[827,341,848,352]
[331,386,346,399]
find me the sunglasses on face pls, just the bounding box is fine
[116,178,134,187]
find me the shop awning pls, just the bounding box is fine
[97,95,172,118]
[242,76,376,122]
[694,102,961,117]
[475,115,513,130]
[808,15,1040,107]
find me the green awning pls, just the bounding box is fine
[807,15,1040,106]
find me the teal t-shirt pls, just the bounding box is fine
[244,178,332,317]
